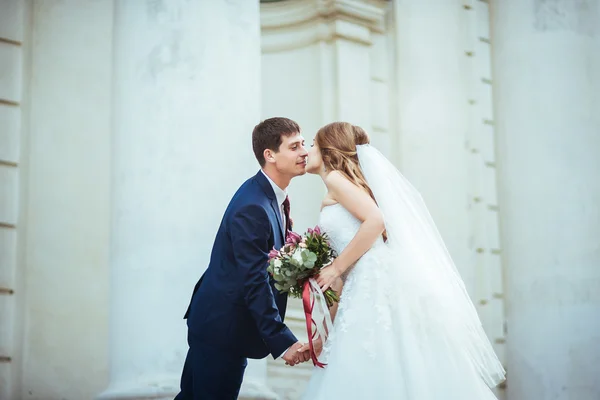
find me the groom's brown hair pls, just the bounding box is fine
[252,117,300,167]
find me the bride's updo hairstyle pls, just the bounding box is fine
[352,124,370,146]
[315,122,387,240]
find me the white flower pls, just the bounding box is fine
[292,249,304,265]
[274,260,282,275]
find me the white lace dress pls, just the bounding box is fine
[301,203,499,400]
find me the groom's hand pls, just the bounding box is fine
[283,342,308,366]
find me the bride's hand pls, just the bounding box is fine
[317,263,341,292]
[299,336,323,358]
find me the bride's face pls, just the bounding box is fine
[306,140,323,174]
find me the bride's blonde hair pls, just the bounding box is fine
[315,122,387,241]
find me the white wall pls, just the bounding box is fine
[10,0,597,398]
[392,4,506,386]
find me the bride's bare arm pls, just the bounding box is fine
[316,171,385,291]
[328,277,344,321]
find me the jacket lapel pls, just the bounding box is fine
[270,198,285,244]
[254,170,285,244]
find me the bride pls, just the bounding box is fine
[300,122,505,399]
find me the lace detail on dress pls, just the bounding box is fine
[318,203,387,359]
[302,202,501,400]
[319,203,362,256]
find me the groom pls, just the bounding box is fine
[175,117,310,399]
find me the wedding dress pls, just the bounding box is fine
[301,145,505,400]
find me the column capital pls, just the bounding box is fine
[261,0,388,52]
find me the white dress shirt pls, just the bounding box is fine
[261,169,287,232]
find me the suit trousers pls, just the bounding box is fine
[174,330,248,400]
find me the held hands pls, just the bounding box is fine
[284,338,324,367]
[298,336,323,358]
[283,342,311,367]
[317,262,342,292]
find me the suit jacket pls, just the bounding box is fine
[183,170,297,359]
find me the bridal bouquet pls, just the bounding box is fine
[267,226,338,368]
[267,226,339,307]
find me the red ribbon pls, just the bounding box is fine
[302,280,327,368]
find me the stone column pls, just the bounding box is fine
[0,1,25,399]
[98,1,274,399]
[393,1,475,297]
[491,1,600,399]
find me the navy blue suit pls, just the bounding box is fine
[175,170,297,399]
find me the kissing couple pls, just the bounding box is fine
[175,117,505,400]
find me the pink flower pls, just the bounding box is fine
[286,231,302,245]
[268,248,280,260]
[313,225,322,235]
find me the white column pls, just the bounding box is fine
[0,1,25,400]
[98,1,274,399]
[22,2,114,400]
[491,1,600,399]
[393,1,475,293]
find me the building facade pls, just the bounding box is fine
[0,1,598,399]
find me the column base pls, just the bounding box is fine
[96,378,279,400]
[239,379,279,400]
[96,377,179,400]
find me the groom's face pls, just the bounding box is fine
[269,132,308,177]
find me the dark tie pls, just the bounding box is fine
[282,196,291,233]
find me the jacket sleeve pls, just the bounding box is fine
[230,204,297,358]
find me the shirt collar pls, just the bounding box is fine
[260,170,287,207]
